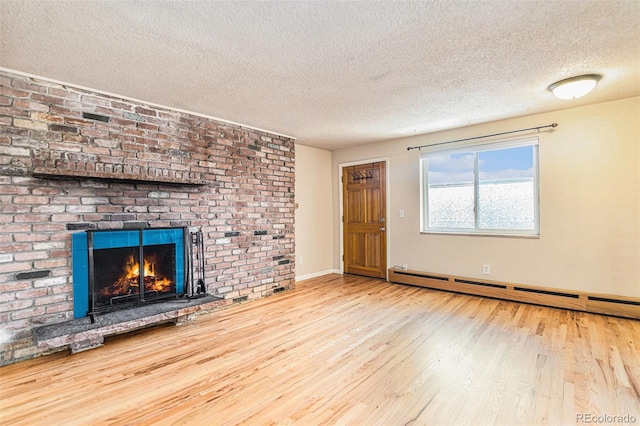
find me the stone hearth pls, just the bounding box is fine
[35,295,227,353]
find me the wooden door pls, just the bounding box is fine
[342,161,387,278]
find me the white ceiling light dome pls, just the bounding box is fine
[548,74,602,100]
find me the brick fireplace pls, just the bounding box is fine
[0,70,295,365]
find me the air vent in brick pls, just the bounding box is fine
[82,112,110,122]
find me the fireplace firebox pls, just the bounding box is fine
[72,227,188,320]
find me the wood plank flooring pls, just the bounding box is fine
[1,274,639,425]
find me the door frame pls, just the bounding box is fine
[338,157,390,279]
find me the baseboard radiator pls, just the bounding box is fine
[388,268,640,320]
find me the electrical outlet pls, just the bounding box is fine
[402,264,408,270]
[482,264,490,275]
[399,210,405,218]
[299,256,303,264]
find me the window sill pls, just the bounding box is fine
[421,231,540,239]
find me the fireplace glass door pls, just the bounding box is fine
[93,243,176,308]
[72,227,186,318]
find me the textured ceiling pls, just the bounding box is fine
[1,1,639,151]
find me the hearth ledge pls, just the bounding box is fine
[34,296,228,354]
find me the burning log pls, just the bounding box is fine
[100,254,173,297]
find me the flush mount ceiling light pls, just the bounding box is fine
[548,74,602,100]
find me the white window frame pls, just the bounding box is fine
[420,137,540,237]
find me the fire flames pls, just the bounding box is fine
[100,253,172,297]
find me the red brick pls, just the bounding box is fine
[64,117,94,127]
[0,86,29,98]
[31,93,65,106]
[15,288,48,300]
[81,95,110,106]
[31,112,65,123]
[135,106,157,116]
[33,259,68,269]
[0,261,32,275]
[13,251,48,261]
[110,101,133,111]
[11,307,46,319]
[47,87,80,99]
[45,303,74,314]
[12,195,48,205]
[34,294,68,306]
[0,300,32,314]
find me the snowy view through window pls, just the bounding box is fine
[423,142,538,235]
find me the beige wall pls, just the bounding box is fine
[331,97,640,297]
[295,144,335,279]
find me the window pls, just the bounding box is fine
[420,137,539,236]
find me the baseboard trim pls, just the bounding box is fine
[388,268,640,320]
[296,269,342,282]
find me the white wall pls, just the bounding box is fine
[331,97,640,297]
[294,144,335,280]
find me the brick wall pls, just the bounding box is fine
[0,70,295,364]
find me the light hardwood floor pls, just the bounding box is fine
[1,274,639,425]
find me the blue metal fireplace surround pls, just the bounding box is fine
[72,227,186,319]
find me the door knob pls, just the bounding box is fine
[380,227,386,231]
